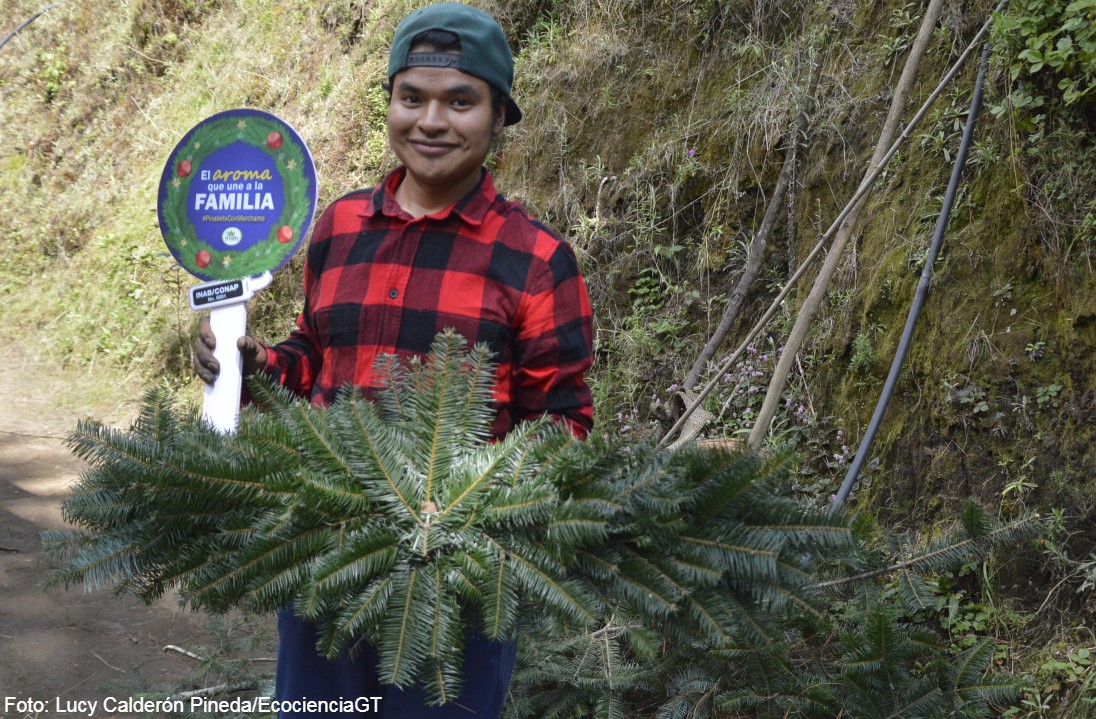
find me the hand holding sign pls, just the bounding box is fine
[193,315,268,384]
[158,109,317,432]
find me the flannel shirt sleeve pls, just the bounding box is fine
[512,237,595,438]
[261,204,335,398]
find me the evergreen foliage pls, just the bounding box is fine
[505,503,1045,719]
[44,329,852,703]
[44,329,1042,712]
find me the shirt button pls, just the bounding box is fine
[389,288,399,299]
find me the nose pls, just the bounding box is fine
[418,99,448,134]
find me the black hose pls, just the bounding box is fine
[829,43,992,516]
[0,5,55,53]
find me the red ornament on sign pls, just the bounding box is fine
[267,131,283,150]
[177,160,192,177]
[276,225,293,244]
[195,250,211,268]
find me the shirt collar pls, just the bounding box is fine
[363,166,497,226]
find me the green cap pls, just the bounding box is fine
[388,3,522,125]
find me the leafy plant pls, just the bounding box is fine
[955,385,991,425]
[878,2,919,65]
[627,267,666,312]
[1035,382,1063,408]
[937,589,991,649]
[1025,340,1047,361]
[1039,647,1093,686]
[1002,456,1038,501]
[994,0,1096,108]
[38,47,68,103]
[992,283,1015,308]
[917,100,968,162]
[850,330,878,375]
[1016,644,1096,718]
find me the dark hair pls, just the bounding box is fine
[413,29,460,52]
[383,29,506,117]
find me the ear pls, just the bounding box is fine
[492,107,506,135]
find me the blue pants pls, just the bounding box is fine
[275,609,517,718]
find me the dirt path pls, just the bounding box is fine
[0,351,262,716]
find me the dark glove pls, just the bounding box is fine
[193,315,268,385]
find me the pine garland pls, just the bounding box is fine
[160,112,312,279]
[45,330,853,703]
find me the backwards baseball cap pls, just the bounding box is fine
[388,2,522,125]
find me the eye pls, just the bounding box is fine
[451,97,473,109]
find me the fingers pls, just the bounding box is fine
[197,315,216,348]
[238,336,269,377]
[193,316,219,384]
[194,316,267,384]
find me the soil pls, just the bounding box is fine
[0,350,273,717]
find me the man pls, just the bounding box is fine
[193,2,594,716]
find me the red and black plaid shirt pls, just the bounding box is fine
[264,167,594,438]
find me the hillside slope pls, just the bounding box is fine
[2,0,1095,672]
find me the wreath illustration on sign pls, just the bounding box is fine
[160,114,312,279]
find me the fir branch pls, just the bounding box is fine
[501,540,600,626]
[286,400,354,480]
[481,550,518,640]
[340,396,421,524]
[317,575,395,657]
[306,529,399,601]
[882,686,946,719]
[679,589,733,645]
[379,565,431,687]
[813,510,1044,590]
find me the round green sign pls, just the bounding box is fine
[157,109,318,281]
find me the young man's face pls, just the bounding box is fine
[387,60,505,198]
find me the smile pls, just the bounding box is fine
[410,140,455,156]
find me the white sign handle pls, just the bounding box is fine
[205,303,247,433]
[189,272,273,434]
